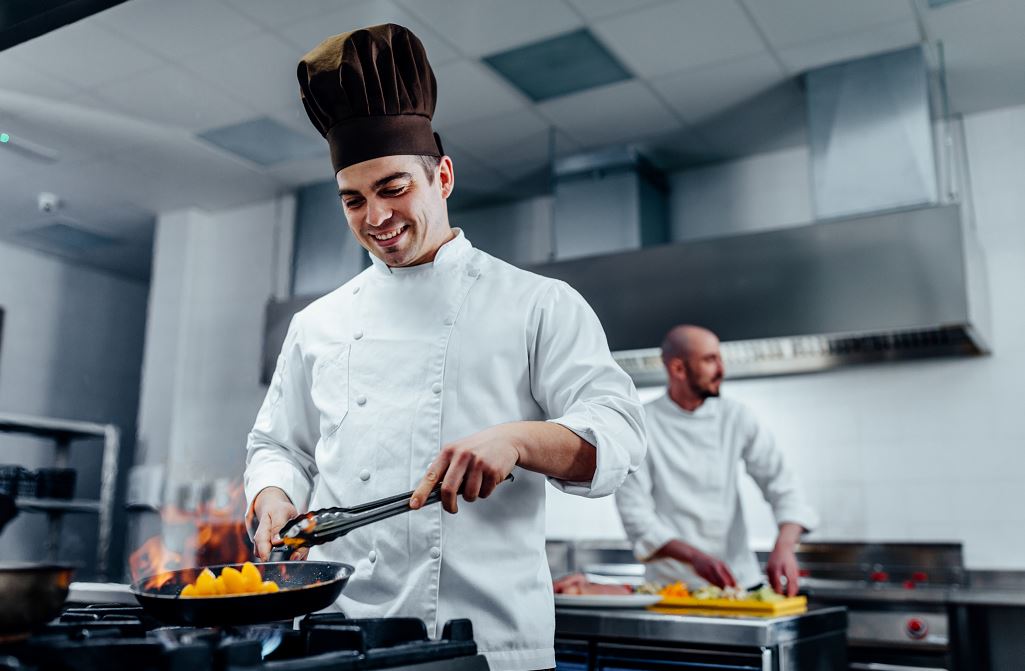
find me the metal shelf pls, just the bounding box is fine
[0,411,119,579]
[15,497,102,514]
[0,413,109,441]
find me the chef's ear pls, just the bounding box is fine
[667,357,687,380]
[438,156,455,199]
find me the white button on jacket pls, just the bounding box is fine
[245,232,646,671]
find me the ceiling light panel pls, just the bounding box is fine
[484,29,631,102]
[198,117,326,166]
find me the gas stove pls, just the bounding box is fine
[0,605,489,671]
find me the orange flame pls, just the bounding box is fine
[129,479,253,585]
[130,537,183,588]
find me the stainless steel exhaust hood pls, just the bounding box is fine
[526,46,990,384]
[528,204,989,384]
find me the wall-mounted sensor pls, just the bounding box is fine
[37,192,61,214]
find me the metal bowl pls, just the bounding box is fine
[0,562,74,638]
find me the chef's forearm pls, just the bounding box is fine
[774,522,804,551]
[509,421,596,482]
[653,539,698,563]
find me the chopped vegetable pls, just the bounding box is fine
[750,585,785,603]
[178,562,281,598]
[658,581,690,598]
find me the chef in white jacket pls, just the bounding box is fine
[615,325,816,596]
[243,24,646,671]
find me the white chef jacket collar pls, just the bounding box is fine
[666,394,720,419]
[369,228,471,275]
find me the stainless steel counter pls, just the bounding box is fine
[805,584,1025,607]
[555,605,847,648]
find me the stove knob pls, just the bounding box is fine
[912,571,929,583]
[870,571,889,583]
[906,617,928,640]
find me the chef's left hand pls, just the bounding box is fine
[766,544,800,597]
[411,424,521,513]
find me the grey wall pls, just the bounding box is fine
[292,181,368,296]
[451,195,553,265]
[0,240,148,578]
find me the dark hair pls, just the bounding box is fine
[417,155,442,184]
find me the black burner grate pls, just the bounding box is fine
[0,606,479,671]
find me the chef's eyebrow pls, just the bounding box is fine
[338,172,413,198]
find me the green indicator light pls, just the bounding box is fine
[0,133,9,143]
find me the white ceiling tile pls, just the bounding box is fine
[221,0,367,29]
[443,139,509,193]
[266,156,335,188]
[651,53,785,125]
[564,0,670,22]
[95,0,265,61]
[493,129,581,182]
[777,18,920,74]
[395,0,582,57]
[537,79,682,148]
[593,0,764,78]
[436,107,551,158]
[5,19,165,90]
[110,148,281,211]
[433,60,527,127]
[177,31,306,112]
[90,64,255,132]
[279,0,460,66]
[0,53,81,99]
[0,94,120,165]
[742,0,914,49]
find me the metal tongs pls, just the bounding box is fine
[269,474,513,560]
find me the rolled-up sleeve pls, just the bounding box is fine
[528,281,646,498]
[244,313,320,531]
[615,460,678,561]
[739,407,818,532]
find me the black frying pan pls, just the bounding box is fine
[130,560,353,626]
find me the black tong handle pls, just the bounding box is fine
[270,473,514,559]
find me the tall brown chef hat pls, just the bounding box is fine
[297,23,444,174]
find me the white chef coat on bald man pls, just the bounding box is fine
[616,394,817,589]
[245,231,646,671]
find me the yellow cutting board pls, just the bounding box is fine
[653,595,808,617]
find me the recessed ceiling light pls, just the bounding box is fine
[483,29,632,102]
[15,219,118,254]
[197,117,326,166]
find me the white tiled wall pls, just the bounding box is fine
[545,102,1025,569]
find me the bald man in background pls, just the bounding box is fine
[615,325,817,595]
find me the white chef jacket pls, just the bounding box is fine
[615,394,816,589]
[245,230,646,671]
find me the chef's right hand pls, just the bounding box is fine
[252,486,308,561]
[657,540,737,589]
[687,549,737,589]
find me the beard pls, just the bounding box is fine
[689,381,721,399]
[684,366,722,399]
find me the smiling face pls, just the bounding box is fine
[336,154,455,268]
